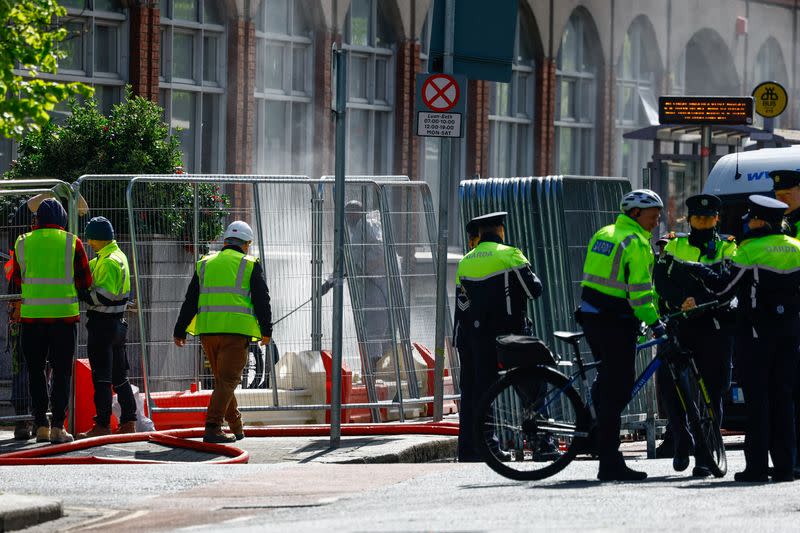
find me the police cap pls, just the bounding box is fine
[745,194,788,225]
[768,170,800,191]
[685,194,721,216]
[470,211,507,229]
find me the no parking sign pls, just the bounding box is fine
[415,72,467,138]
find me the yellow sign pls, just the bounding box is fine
[752,81,788,118]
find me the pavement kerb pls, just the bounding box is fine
[0,494,62,532]
[314,436,458,464]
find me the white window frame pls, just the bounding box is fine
[488,12,535,177]
[616,20,659,186]
[159,0,226,173]
[555,13,597,175]
[1,0,129,173]
[253,0,314,175]
[344,0,395,176]
[31,1,128,116]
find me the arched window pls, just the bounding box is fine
[344,0,395,175]
[253,0,313,174]
[488,7,536,177]
[753,38,789,129]
[159,0,226,173]
[555,11,599,175]
[616,17,660,187]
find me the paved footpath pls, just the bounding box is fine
[0,428,457,531]
[5,431,798,533]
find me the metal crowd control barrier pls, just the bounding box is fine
[459,176,663,447]
[67,174,460,427]
[0,179,76,424]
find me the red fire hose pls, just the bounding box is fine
[0,422,458,465]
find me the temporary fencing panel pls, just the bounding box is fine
[315,179,460,422]
[458,176,661,439]
[90,174,457,428]
[0,180,76,423]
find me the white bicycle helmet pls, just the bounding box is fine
[620,189,664,211]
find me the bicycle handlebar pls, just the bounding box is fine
[635,300,721,352]
[664,299,720,322]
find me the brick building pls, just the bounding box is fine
[2,0,799,235]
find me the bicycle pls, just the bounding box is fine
[473,300,727,481]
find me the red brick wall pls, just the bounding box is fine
[394,39,420,178]
[312,30,336,179]
[598,65,614,177]
[225,18,256,175]
[535,58,556,177]
[129,5,160,102]
[466,80,489,177]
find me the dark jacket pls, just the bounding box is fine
[173,244,273,339]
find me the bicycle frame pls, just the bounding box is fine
[540,336,667,421]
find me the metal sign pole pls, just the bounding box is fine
[432,0,455,422]
[330,44,347,448]
[700,125,711,184]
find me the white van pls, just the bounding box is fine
[702,146,800,234]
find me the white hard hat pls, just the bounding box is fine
[222,220,254,242]
[620,189,664,211]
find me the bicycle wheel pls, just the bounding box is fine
[473,365,592,481]
[674,362,727,477]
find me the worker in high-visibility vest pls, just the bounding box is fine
[173,221,273,443]
[76,217,138,439]
[579,189,664,481]
[11,199,93,444]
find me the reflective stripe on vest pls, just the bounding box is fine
[188,249,261,339]
[15,230,79,318]
[88,244,131,314]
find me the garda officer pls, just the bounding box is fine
[173,221,273,443]
[653,194,736,477]
[11,199,93,444]
[454,212,543,462]
[76,217,138,438]
[580,189,664,481]
[698,196,800,482]
[770,169,800,474]
[454,219,480,460]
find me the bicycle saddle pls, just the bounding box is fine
[553,331,584,343]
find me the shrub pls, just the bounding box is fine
[3,87,228,242]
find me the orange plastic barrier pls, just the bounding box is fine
[414,343,458,416]
[70,358,119,434]
[320,350,353,423]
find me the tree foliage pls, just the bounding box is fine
[0,0,93,139]
[4,88,229,242]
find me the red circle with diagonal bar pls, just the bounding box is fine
[422,74,460,112]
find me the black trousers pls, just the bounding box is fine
[582,313,640,468]
[736,332,799,476]
[457,335,500,462]
[657,327,733,462]
[8,322,30,415]
[87,317,137,426]
[21,322,76,429]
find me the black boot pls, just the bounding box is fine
[598,461,648,482]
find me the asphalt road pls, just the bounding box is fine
[3,449,800,532]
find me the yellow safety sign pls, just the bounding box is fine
[752,81,788,118]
